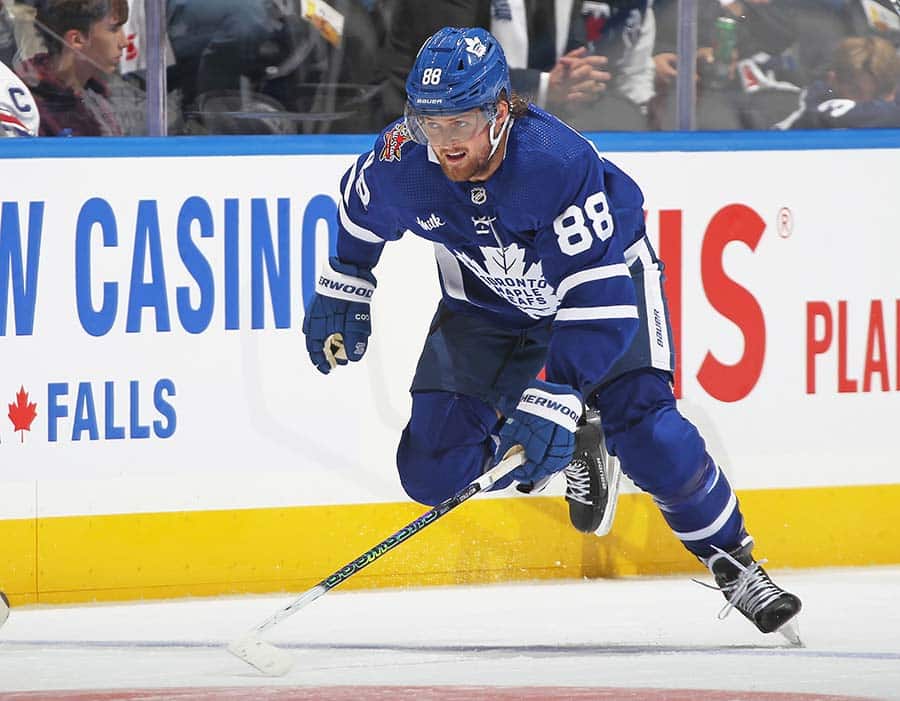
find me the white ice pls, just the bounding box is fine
[1,566,899,699]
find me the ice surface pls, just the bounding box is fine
[1,566,898,699]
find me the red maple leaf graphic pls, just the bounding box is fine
[8,386,37,443]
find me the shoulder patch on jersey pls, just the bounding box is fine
[0,111,33,137]
[380,122,413,162]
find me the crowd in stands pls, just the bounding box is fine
[2,0,900,137]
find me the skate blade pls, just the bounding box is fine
[227,634,294,676]
[593,456,622,537]
[777,618,803,647]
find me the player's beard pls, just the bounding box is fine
[436,137,493,182]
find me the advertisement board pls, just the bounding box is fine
[1,132,898,602]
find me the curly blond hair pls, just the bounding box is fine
[832,35,900,101]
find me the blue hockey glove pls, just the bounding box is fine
[495,379,583,484]
[302,257,376,374]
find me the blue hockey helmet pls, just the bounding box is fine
[405,27,512,144]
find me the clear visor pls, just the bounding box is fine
[404,104,497,146]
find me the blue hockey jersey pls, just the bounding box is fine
[782,81,900,129]
[334,106,645,395]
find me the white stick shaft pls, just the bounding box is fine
[474,449,522,490]
[253,584,327,636]
[246,449,524,637]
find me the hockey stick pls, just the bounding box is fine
[227,448,525,676]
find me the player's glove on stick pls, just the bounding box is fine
[302,257,376,374]
[496,379,582,484]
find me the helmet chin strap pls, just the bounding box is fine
[487,112,513,160]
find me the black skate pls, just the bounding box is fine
[563,415,620,535]
[704,541,802,645]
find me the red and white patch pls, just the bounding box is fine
[380,122,412,162]
[0,111,31,137]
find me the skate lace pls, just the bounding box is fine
[695,548,784,621]
[564,457,592,505]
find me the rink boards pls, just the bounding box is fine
[0,131,898,604]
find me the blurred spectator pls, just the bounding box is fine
[376,0,489,124]
[1,56,39,135]
[377,1,643,130]
[17,0,129,136]
[777,34,900,128]
[167,0,383,135]
[119,0,174,76]
[852,0,900,43]
[0,1,17,65]
[490,0,610,116]
[786,1,900,90]
[563,0,657,130]
[4,1,45,61]
[106,0,178,135]
[288,0,386,134]
[651,0,801,130]
[762,1,900,126]
[166,0,299,128]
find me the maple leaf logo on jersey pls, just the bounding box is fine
[380,122,413,162]
[8,386,37,443]
[455,244,558,319]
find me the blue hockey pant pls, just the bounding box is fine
[589,368,749,558]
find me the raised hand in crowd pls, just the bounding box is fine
[547,46,611,106]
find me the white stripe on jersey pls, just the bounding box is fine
[434,243,468,301]
[624,236,672,372]
[338,197,386,244]
[555,305,638,322]
[554,263,631,301]
[342,158,358,205]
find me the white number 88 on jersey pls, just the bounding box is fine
[553,191,614,256]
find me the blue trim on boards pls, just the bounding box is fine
[1,129,900,159]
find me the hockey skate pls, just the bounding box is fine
[704,541,803,646]
[563,414,621,536]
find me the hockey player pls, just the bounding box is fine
[302,26,802,641]
[0,60,39,137]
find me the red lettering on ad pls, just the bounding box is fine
[806,301,832,394]
[863,300,889,392]
[806,299,897,394]
[697,204,766,402]
[837,301,857,393]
